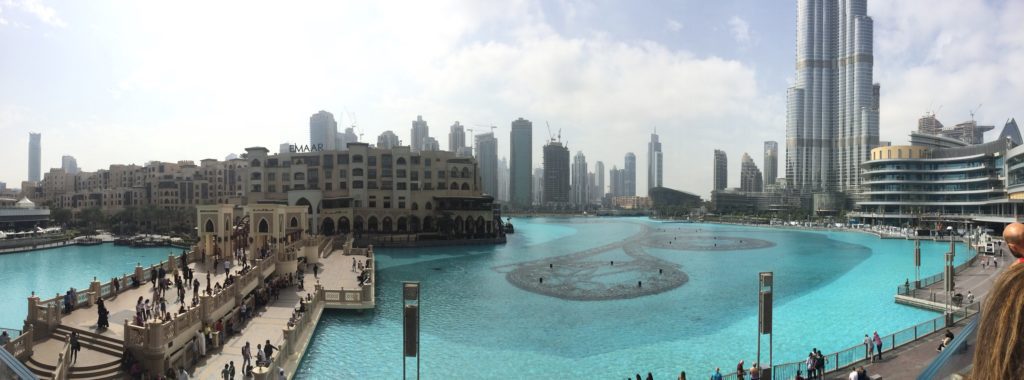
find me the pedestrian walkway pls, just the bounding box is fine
[828,257,1006,379]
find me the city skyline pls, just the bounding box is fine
[1,1,1021,198]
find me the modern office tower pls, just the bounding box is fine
[713,149,728,191]
[594,161,605,200]
[456,146,473,158]
[543,141,570,205]
[571,151,589,206]
[498,157,510,202]
[423,137,440,152]
[510,117,533,207]
[61,155,79,175]
[475,132,499,197]
[337,127,358,150]
[786,0,880,193]
[28,133,41,182]
[609,166,626,197]
[624,152,636,196]
[0,182,5,192]
[647,131,663,192]
[377,131,401,149]
[449,122,466,153]
[309,111,338,151]
[411,115,430,153]
[533,168,544,205]
[763,141,778,186]
[588,172,597,203]
[740,153,764,192]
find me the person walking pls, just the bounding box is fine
[805,352,816,379]
[710,368,723,380]
[69,331,81,363]
[264,339,277,361]
[242,341,252,370]
[229,361,236,380]
[872,331,883,360]
[97,298,109,329]
[735,360,745,380]
[221,363,230,380]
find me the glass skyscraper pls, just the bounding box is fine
[786,0,880,193]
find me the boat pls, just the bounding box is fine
[77,237,103,246]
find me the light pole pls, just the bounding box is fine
[403,282,421,380]
[757,272,773,379]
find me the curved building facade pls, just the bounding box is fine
[853,140,1015,225]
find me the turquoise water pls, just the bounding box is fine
[0,244,174,329]
[297,217,969,379]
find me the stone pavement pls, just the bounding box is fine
[827,255,1006,379]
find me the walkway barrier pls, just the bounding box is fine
[50,335,71,380]
[254,285,325,379]
[2,326,33,362]
[917,315,979,379]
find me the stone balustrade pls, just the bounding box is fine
[2,325,34,361]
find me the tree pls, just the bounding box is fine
[51,208,73,226]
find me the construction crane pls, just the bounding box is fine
[546,121,555,143]
[970,104,983,122]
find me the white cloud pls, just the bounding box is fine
[1,0,65,27]
[870,0,1024,144]
[666,19,683,32]
[728,16,751,46]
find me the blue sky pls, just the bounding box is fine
[1,0,1021,198]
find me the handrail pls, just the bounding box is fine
[51,335,72,380]
[917,315,979,380]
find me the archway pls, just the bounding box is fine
[476,216,486,236]
[382,217,393,233]
[338,217,351,234]
[290,217,299,228]
[454,216,463,235]
[425,202,433,210]
[408,216,420,232]
[423,216,434,232]
[296,197,313,215]
[321,218,336,235]
[354,216,364,233]
[258,218,269,233]
[397,217,407,232]
[368,216,379,232]
[461,183,470,190]
[204,219,215,233]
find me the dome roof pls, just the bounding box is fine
[15,197,35,208]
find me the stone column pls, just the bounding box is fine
[89,277,101,304]
[24,293,39,333]
[135,263,144,285]
[167,254,177,273]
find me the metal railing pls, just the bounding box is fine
[918,315,980,380]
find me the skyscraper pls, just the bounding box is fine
[411,115,430,153]
[336,127,358,150]
[28,133,41,182]
[713,149,728,191]
[594,161,605,200]
[61,155,79,175]
[740,153,764,192]
[543,141,570,205]
[609,166,626,197]
[786,0,879,193]
[624,153,636,196]
[309,111,338,151]
[423,137,440,152]
[647,131,663,192]
[449,122,466,153]
[510,117,533,207]
[377,131,400,149]
[571,151,589,206]
[498,157,510,202]
[475,132,498,197]
[763,141,778,186]
[532,168,544,205]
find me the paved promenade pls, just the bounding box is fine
[192,249,368,378]
[827,255,1005,379]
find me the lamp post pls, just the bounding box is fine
[757,272,773,379]
[403,282,421,380]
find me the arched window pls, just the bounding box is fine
[411,202,418,210]
[353,168,364,177]
[258,219,269,233]
[251,159,262,167]
[461,183,470,190]
[425,202,433,210]
[396,157,407,165]
[204,219,215,233]
[290,217,299,228]
[450,168,459,178]
[451,182,458,190]
[461,167,470,178]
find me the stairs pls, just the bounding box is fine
[49,325,125,380]
[25,356,55,379]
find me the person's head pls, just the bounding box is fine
[1004,222,1024,259]
[972,264,1024,378]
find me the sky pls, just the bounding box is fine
[1,0,1022,199]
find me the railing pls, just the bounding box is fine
[2,326,32,362]
[51,335,72,380]
[897,248,979,297]
[918,314,980,379]
[261,286,325,377]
